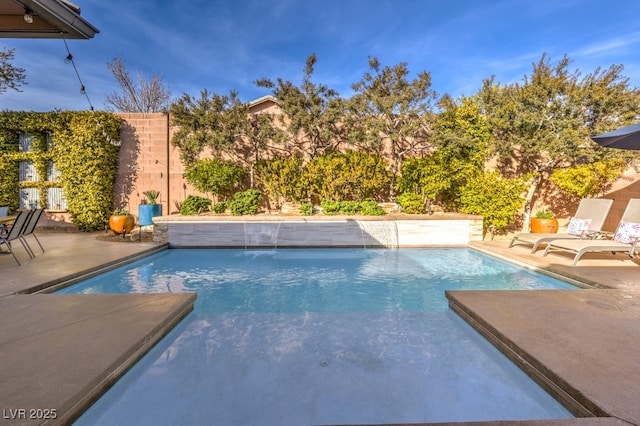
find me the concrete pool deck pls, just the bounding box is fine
[0,233,639,425]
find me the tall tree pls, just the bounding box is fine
[170,89,283,188]
[479,53,640,230]
[0,48,27,94]
[396,96,491,210]
[220,96,285,187]
[255,54,345,158]
[105,56,171,113]
[347,57,437,199]
[170,89,240,164]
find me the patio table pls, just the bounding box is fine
[0,215,16,224]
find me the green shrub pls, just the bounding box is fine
[228,189,262,216]
[184,158,247,200]
[396,149,483,211]
[212,201,227,214]
[305,152,390,202]
[459,171,526,234]
[255,157,308,207]
[397,192,424,214]
[320,199,343,215]
[338,201,361,215]
[180,195,212,215]
[550,159,627,198]
[359,200,386,216]
[320,199,385,216]
[300,202,313,216]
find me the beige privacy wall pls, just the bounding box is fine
[112,112,640,233]
[115,113,187,217]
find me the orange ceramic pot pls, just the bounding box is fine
[109,214,135,235]
[530,218,558,233]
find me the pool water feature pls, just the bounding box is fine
[60,248,575,425]
[357,220,399,247]
[243,222,282,248]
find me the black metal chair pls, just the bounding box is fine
[19,208,45,257]
[0,210,33,265]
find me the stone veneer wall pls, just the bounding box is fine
[152,215,484,248]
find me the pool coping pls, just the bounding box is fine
[447,289,640,422]
[0,293,197,425]
[1,233,640,425]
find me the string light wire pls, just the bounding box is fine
[61,35,94,111]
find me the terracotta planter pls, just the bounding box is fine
[109,214,136,235]
[530,217,558,233]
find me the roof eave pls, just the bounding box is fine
[0,0,99,39]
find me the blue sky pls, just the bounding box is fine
[2,0,640,111]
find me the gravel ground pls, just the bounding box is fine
[95,227,155,243]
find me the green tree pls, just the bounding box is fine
[223,99,285,187]
[170,89,283,188]
[256,54,345,158]
[0,48,27,94]
[347,57,437,199]
[396,96,490,210]
[479,53,640,231]
[170,89,242,164]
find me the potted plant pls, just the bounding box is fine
[138,190,163,226]
[530,210,559,233]
[109,209,135,236]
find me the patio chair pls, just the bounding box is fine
[542,198,640,265]
[509,198,614,253]
[19,208,45,257]
[0,210,34,265]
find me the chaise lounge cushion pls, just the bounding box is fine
[613,220,640,244]
[567,217,592,236]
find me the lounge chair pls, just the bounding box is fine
[542,198,640,265]
[20,208,45,257]
[509,198,614,253]
[0,210,34,265]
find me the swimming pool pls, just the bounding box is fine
[60,248,575,424]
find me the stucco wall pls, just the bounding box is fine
[116,113,191,218]
[109,111,640,235]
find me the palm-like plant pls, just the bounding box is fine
[143,190,160,204]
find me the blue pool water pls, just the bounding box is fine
[61,248,575,425]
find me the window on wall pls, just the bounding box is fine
[18,133,68,210]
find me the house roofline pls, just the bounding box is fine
[248,95,278,108]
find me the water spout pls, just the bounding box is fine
[357,220,399,248]
[244,222,281,249]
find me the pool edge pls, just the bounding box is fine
[62,292,197,425]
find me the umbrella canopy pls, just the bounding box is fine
[591,123,640,150]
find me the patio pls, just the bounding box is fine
[0,232,639,424]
